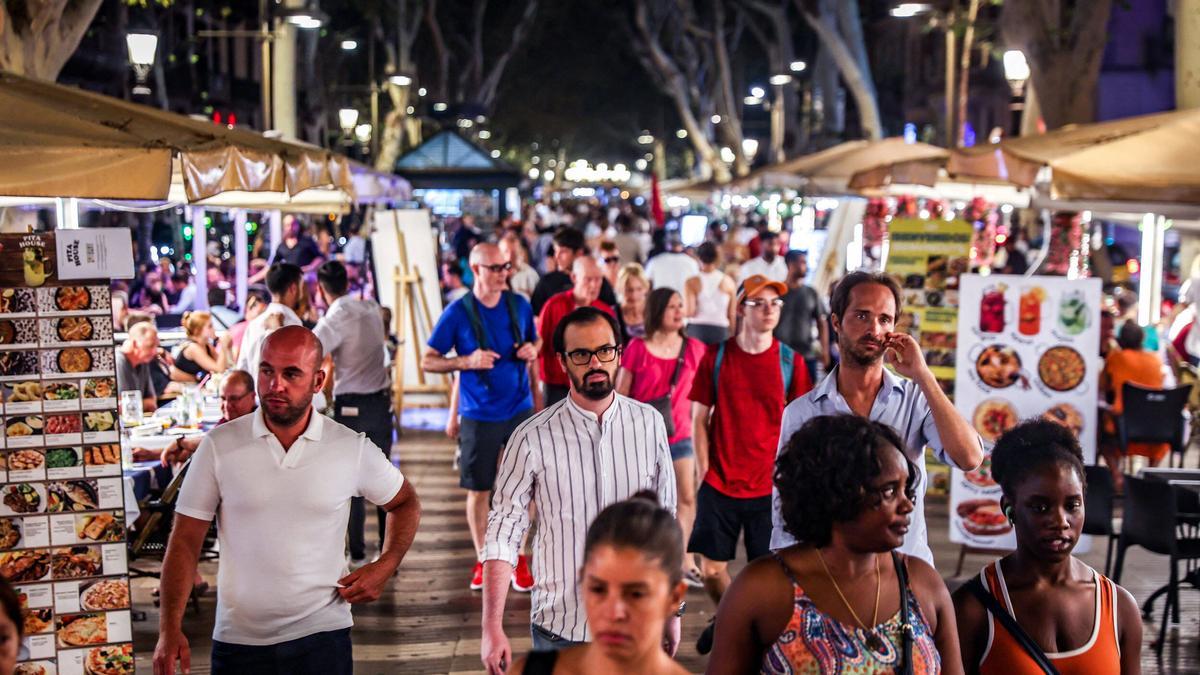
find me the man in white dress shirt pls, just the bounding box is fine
[480,307,678,673]
[235,262,305,377]
[154,326,420,675]
[737,230,788,283]
[769,271,983,565]
[314,260,395,564]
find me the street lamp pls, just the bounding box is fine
[637,132,654,145]
[126,32,158,96]
[768,73,792,163]
[676,129,688,139]
[354,123,372,145]
[890,3,932,17]
[338,108,360,134]
[742,138,760,161]
[789,60,807,73]
[1003,49,1031,136]
[1003,50,1030,93]
[388,74,413,87]
[341,40,358,51]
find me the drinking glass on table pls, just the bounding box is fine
[119,391,143,429]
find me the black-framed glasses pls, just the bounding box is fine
[479,262,513,274]
[561,344,621,366]
[743,298,785,309]
[603,256,621,264]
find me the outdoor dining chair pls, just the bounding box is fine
[1118,383,1192,470]
[1111,475,1200,654]
[1082,465,1118,577]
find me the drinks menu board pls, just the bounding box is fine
[885,219,973,397]
[950,274,1101,550]
[0,232,134,675]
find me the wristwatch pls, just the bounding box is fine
[675,601,687,618]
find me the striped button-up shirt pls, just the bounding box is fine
[482,394,677,642]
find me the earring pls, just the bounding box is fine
[1004,506,1014,522]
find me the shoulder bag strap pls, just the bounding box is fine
[891,552,914,675]
[712,341,726,403]
[667,337,687,395]
[964,576,1061,675]
[778,342,795,395]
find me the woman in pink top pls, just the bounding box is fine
[617,287,706,586]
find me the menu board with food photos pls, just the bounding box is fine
[0,232,134,675]
[951,274,1101,550]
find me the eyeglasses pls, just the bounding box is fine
[603,256,620,264]
[479,262,513,274]
[743,298,785,309]
[562,345,621,366]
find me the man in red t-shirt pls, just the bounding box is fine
[687,274,811,650]
[538,256,615,407]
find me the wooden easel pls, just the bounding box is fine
[391,227,450,421]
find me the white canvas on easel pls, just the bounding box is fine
[371,208,449,411]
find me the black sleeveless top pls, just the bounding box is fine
[522,651,558,675]
[172,340,207,380]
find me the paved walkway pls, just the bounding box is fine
[132,427,1199,673]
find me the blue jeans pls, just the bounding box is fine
[530,623,586,652]
[211,627,352,674]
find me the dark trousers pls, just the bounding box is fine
[545,383,570,407]
[336,390,395,560]
[212,627,352,674]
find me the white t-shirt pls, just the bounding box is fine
[738,256,788,283]
[645,252,700,294]
[234,302,302,376]
[176,408,405,645]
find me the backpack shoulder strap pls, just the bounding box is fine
[503,291,525,346]
[779,342,795,395]
[712,341,726,403]
[460,293,489,351]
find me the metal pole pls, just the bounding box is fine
[190,207,209,310]
[260,0,272,130]
[771,83,785,164]
[234,209,249,310]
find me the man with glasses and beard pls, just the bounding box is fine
[480,307,678,673]
[156,326,420,675]
[769,270,982,566]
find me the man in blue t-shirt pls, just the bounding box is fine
[424,242,539,592]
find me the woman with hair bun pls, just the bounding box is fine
[170,310,232,382]
[953,419,1142,674]
[509,491,689,675]
[707,414,961,674]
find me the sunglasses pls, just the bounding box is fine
[479,262,513,274]
[603,256,620,264]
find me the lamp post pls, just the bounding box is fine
[125,32,159,97]
[768,73,792,164]
[1003,50,1031,137]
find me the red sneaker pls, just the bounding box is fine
[469,561,484,591]
[511,554,534,592]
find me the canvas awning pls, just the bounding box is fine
[948,108,1200,204]
[741,138,950,192]
[0,71,353,202]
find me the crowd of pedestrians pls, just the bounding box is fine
[426,202,1144,673]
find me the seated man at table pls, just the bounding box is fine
[117,322,160,414]
[132,370,257,464]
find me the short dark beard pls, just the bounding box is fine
[263,396,312,427]
[570,368,614,401]
[842,338,883,367]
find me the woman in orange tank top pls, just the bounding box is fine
[952,420,1143,674]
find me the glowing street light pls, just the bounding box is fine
[1003,50,1031,89]
[341,40,358,51]
[750,86,766,99]
[768,73,792,86]
[676,129,688,139]
[637,132,654,145]
[338,108,360,133]
[388,74,413,86]
[789,60,807,73]
[126,32,158,96]
[889,3,932,18]
[711,114,722,124]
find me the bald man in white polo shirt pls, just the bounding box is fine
[154,326,420,675]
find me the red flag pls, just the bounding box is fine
[650,172,666,228]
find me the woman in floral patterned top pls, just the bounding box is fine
[706,414,964,674]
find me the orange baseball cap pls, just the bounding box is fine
[737,274,788,303]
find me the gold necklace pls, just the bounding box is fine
[815,548,887,654]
